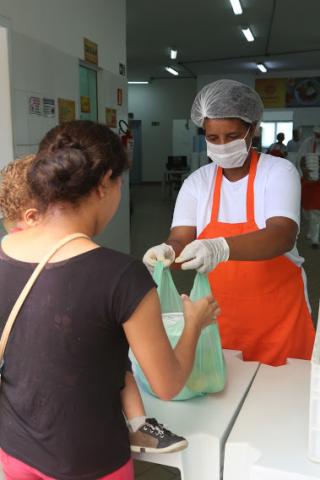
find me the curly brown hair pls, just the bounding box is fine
[0,155,36,222]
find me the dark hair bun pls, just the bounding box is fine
[49,133,82,153]
[28,120,128,210]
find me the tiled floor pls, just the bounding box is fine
[130,182,320,480]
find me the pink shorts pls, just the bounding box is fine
[0,450,134,480]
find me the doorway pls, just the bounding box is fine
[0,22,14,168]
[129,120,142,184]
[79,64,98,121]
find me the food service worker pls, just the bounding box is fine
[143,79,315,367]
[297,126,320,248]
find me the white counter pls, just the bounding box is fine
[133,349,260,480]
[224,358,320,480]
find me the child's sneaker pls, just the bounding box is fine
[129,417,188,453]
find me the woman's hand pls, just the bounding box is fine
[182,293,220,331]
[142,243,175,272]
[175,238,230,273]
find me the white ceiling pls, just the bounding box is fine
[127,0,320,80]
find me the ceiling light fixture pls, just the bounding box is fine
[170,48,178,60]
[229,0,243,15]
[257,63,267,73]
[165,66,179,76]
[241,27,254,42]
[128,81,149,84]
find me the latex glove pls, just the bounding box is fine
[175,238,230,273]
[143,243,175,272]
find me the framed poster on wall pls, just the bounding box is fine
[84,38,98,65]
[58,98,76,123]
[105,108,117,128]
[80,95,91,113]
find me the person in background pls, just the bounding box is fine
[143,79,315,367]
[0,121,218,480]
[287,128,303,167]
[0,154,188,457]
[266,132,288,158]
[297,126,320,248]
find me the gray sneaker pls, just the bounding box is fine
[130,417,188,454]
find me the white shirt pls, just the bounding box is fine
[287,139,302,153]
[171,153,304,268]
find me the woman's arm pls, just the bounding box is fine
[168,216,297,264]
[227,216,298,261]
[166,226,197,256]
[123,288,219,400]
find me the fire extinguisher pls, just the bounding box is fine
[119,120,134,166]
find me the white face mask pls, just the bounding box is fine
[206,127,251,169]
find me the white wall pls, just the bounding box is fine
[0,0,130,253]
[128,78,196,182]
[0,0,126,74]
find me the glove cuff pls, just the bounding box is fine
[219,237,230,262]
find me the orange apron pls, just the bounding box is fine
[198,150,315,366]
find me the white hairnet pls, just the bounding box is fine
[313,126,320,134]
[191,79,264,128]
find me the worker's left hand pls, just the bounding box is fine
[175,238,230,273]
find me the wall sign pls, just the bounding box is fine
[84,38,98,65]
[256,76,320,108]
[58,98,76,124]
[117,88,123,106]
[106,107,117,128]
[81,96,91,113]
[119,63,126,76]
[29,96,41,115]
[255,78,287,108]
[43,98,55,117]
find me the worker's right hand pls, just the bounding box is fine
[142,243,175,273]
[181,293,220,332]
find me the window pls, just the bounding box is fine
[260,121,293,149]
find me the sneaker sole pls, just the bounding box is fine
[130,440,188,454]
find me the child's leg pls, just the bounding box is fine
[121,370,146,423]
[122,370,148,433]
[122,372,188,454]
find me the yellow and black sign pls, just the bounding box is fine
[84,38,98,65]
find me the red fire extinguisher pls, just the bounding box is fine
[119,120,134,166]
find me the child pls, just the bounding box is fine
[0,155,188,454]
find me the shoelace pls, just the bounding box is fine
[145,418,174,438]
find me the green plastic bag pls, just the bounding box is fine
[133,262,226,400]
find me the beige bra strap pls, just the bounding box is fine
[0,232,89,361]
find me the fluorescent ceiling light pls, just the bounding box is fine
[257,63,267,73]
[170,48,178,60]
[165,66,179,76]
[128,81,149,84]
[229,0,243,15]
[241,27,254,42]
